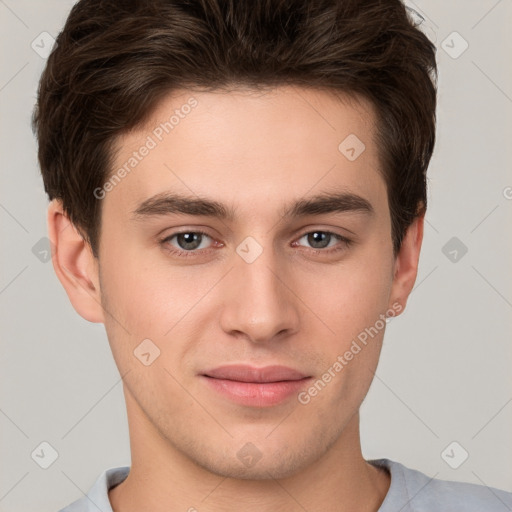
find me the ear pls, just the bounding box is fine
[388,212,424,315]
[47,199,105,323]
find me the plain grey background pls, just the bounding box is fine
[1,1,511,511]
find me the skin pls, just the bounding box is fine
[48,85,423,512]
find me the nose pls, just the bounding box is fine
[219,242,300,344]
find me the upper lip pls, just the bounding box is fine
[202,365,309,383]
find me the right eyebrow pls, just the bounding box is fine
[131,192,236,222]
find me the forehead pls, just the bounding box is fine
[105,85,387,222]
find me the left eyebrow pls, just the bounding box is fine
[131,190,374,221]
[280,191,374,219]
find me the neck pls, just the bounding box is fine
[109,389,390,512]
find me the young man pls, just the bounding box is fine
[32,0,512,511]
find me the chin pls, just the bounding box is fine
[190,438,323,481]
[203,457,306,481]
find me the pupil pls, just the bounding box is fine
[179,233,201,250]
[309,232,329,249]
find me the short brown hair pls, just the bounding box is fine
[32,0,437,258]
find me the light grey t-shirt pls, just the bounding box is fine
[59,458,512,511]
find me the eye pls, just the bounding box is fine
[294,231,352,253]
[161,230,216,257]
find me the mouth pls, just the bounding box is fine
[200,364,312,407]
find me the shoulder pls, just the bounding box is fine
[58,466,130,512]
[370,458,512,512]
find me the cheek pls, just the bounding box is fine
[294,251,393,341]
[296,265,390,412]
[99,242,224,359]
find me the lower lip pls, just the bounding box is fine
[201,376,312,407]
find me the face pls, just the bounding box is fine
[65,86,418,479]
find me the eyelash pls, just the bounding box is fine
[160,229,353,258]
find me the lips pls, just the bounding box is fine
[202,364,308,383]
[200,365,312,407]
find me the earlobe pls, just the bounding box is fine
[47,199,105,323]
[388,213,425,315]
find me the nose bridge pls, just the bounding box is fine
[219,235,299,342]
